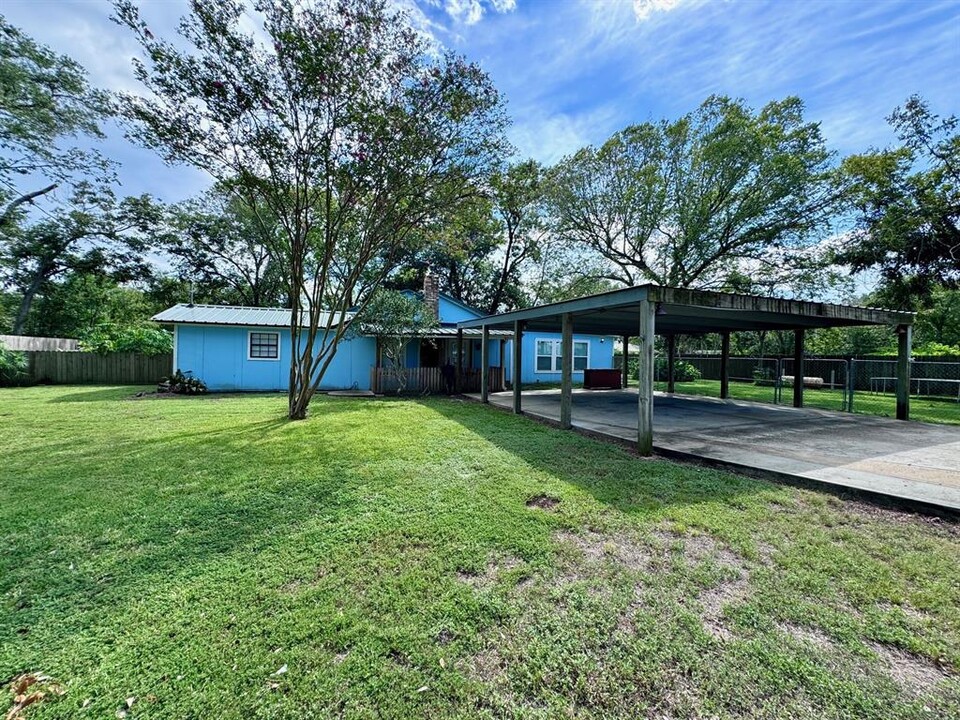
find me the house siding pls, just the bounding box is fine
[504,334,616,384]
[175,324,376,391]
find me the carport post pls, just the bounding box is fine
[666,334,677,393]
[637,299,655,456]
[720,331,731,399]
[456,328,464,393]
[481,325,490,403]
[560,313,573,429]
[896,324,912,421]
[512,321,523,413]
[621,335,630,388]
[793,328,804,408]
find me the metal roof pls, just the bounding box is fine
[420,326,513,338]
[457,284,915,336]
[152,304,349,328]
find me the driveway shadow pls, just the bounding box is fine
[421,397,774,516]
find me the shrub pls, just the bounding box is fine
[158,369,208,395]
[0,345,29,386]
[79,324,173,356]
[654,357,702,382]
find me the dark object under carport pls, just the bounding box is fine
[583,368,622,389]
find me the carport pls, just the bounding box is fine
[457,285,915,456]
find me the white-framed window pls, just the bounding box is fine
[534,338,589,373]
[248,331,280,360]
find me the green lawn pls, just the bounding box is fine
[650,379,960,425]
[2,386,959,719]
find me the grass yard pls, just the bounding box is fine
[650,378,960,425]
[2,386,959,719]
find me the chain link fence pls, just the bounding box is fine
[662,355,960,425]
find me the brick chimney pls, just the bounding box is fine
[423,271,440,321]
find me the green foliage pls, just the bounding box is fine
[79,323,172,355]
[0,16,113,224]
[654,357,702,382]
[0,344,28,386]
[164,187,288,307]
[19,271,154,339]
[396,160,547,315]
[1,184,163,334]
[159,369,208,394]
[547,95,843,294]
[912,342,960,358]
[835,96,959,302]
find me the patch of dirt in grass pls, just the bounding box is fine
[778,622,837,651]
[698,574,750,641]
[866,641,954,695]
[457,554,521,591]
[525,494,560,510]
[876,601,934,623]
[678,534,752,641]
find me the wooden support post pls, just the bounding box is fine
[560,313,573,429]
[621,335,630,389]
[720,331,730,399]
[512,321,523,413]
[456,328,464,393]
[637,300,655,456]
[480,325,490,403]
[499,339,506,391]
[793,328,804,408]
[896,323,912,421]
[666,334,677,394]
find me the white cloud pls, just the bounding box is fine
[444,0,516,26]
[632,0,684,22]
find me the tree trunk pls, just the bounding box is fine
[12,270,48,335]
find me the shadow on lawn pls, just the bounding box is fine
[423,397,774,515]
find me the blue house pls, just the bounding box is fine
[152,277,615,392]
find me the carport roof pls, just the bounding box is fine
[456,284,914,336]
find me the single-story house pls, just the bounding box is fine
[152,276,616,392]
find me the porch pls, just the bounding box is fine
[372,328,511,395]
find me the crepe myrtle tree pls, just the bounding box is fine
[114,0,509,419]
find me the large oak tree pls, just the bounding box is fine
[546,96,841,294]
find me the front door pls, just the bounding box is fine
[419,340,441,368]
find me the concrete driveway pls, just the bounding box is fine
[482,389,960,511]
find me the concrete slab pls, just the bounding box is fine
[476,389,960,511]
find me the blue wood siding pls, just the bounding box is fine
[175,324,376,391]
[503,333,616,384]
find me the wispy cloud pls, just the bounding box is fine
[632,0,685,22]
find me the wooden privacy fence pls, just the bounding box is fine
[371,366,504,395]
[25,351,173,385]
[1,334,79,351]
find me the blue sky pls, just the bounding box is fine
[4,0,959,204]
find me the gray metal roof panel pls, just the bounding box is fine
[152,304,349,328]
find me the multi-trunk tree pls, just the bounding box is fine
[115,0,508,419]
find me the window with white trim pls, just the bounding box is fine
[248,331,279,360]
[534,339,589,373]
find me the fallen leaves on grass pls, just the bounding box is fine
[5,673,65,720]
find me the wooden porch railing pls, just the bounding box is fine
[370,366,503,395]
